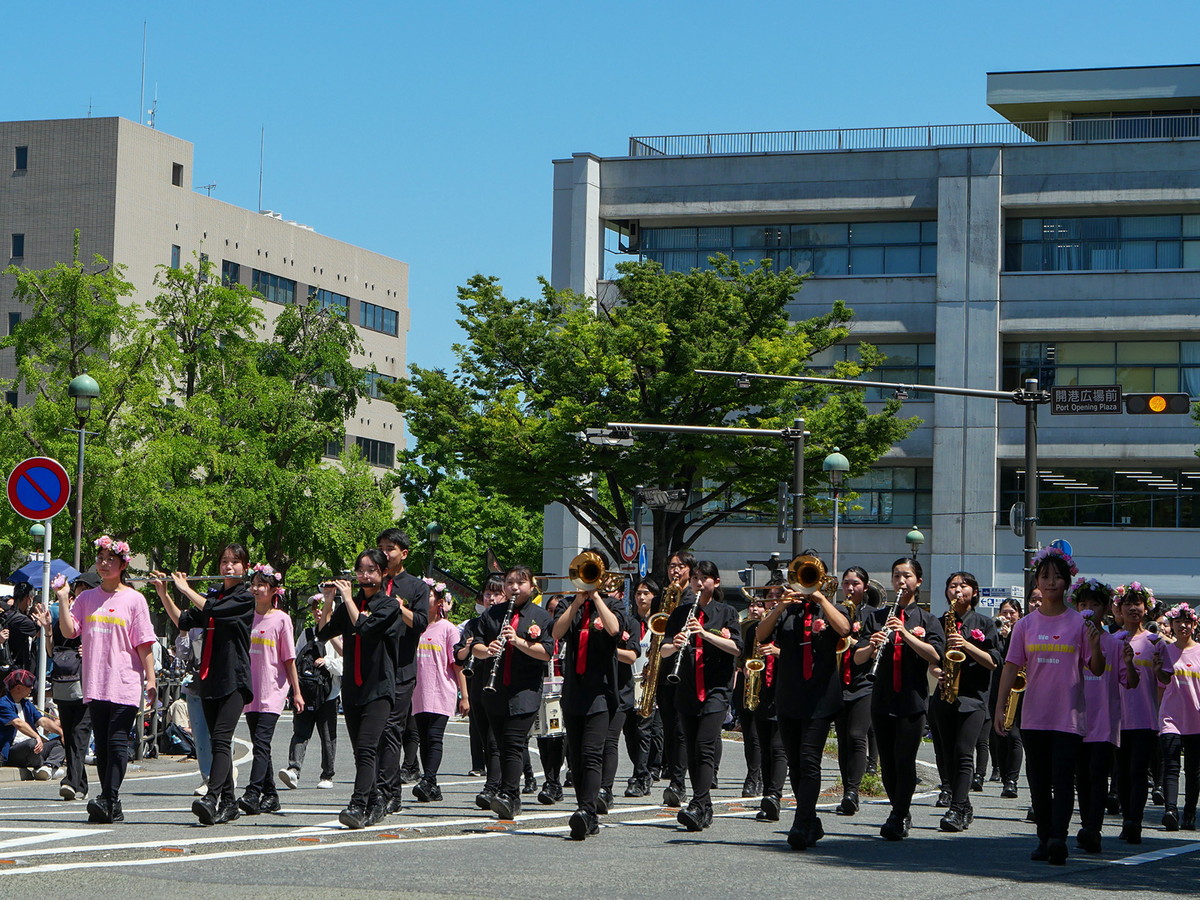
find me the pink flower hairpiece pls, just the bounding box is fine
[1114,582,1155,607]
[94,535,131,562]
[1030,545,1079,577]
[1167,603,1197,621]
[1068,576,1113,604]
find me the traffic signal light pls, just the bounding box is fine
[1124,393,1192,415]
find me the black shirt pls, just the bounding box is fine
[771,600,851,721]
[477,600,555,717]
[1,608,38,672]
[841,605,877,703]
[383,571,430,685]
[663,597,743,716]
[557,596,624,716]
[867,602,945,718]
[318,589,401,707]
[930,609,1002,714]
[177,584,255,702]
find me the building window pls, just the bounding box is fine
[324,438,344,459]
[1003,340,1200,397]
[4,392,16,407]
[251,269,297,305]
[172,163,184,187]
[1005,214,1200,272]
[810,467,933,526]
[7,312,20,335]
[170,244,181,269]
[1001,466,1200,529]
[811,342,936,400]
[355,436,395,468]
[639,221,937,277]
[14,146,27,171]
[314,288,350,318]
[221,260,241,286]
[363,370,397,399]
[10,234,24,258]
[359,301,399,335]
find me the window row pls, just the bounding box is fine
[363,370,397,399]
[1005,214,1200,272]
[1000,467,1200,529]
[1003,340,1200,396]
[360,301,398,335]
[324,436,396,469]
[251,269,297,306]
[810,343,936,401]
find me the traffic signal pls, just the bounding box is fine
[1124,393,1192,415]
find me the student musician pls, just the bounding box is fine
[660,560,742,832]
[746,584,787,824]
[833,566,874,817]
[1157,603,1200,832]
[1113,581,1161,845]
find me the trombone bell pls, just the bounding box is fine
[787,554,836,595]
[567,550,624,593]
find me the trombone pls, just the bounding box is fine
[538,551,625,594]
[787,554,838,596]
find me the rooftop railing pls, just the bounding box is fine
[628,114,1200,157]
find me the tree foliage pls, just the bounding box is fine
[395,257,920,576]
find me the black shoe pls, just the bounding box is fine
[756,795,781,822]
[1184,809,1197,830]
[677,803,704,832]
[87,797,110,824]
[711,775,719,790]
[413,778,441,802]
[568,808,599,840]
[806,818,825,845]
[836,791,860,816]
[1152,785,1165,806]
[107,800,124,823]
[625,777,649,798]
[1164,806,1180,831]
[339,803,368,829]
[523,773,538,795]
[369,795,389,824]
[649,767,661,782]
[490,793,520,820]
[258,794,281,814]
[865,759,878,776]
[989,767,1002,783]
[563,770,574,788]
[1025,806,1036,823]
[596,787,613,815]
[786,825,808,850]
[1047,838,1068,865]
[475,788,497,810]
[741,774,762,798]
[1076,827,1102,853]
[399,765,420,785]
[971,773,984,792]
[538,782,563,805]
[935,788,951,808]
[939,806,968,833]
[1105,792,1121,814]
[1030,842,1049,861]
[663,784,687,807]
[963,803,974,828]
[385,793,404,816]
[192,795,218,826]
[1119,822,1143,844]
[237,793,261,816]
[1001,781,1019,799]
[880,812,910,841]
[214,797,240,824]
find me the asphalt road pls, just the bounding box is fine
[0,716,1195,899]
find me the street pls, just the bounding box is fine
[0,716,1195,898]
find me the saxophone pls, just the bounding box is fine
[1002,667,1026,730]
[743,630,765,712]
[635,577,684,718]
[940,608,966,703]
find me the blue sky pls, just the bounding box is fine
[4,1,1197,373]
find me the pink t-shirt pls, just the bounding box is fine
[1006,608,1094,736]
[1083,630,1127,745]
[73,585,157,707]
[1160,642,1200,736]
[246,610,296,714]
[411,618,460,717]
[1120,630,1163,731]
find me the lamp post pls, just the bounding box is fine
[425,521,443,578]
[67,374,100,571]
[822,447,849,575]
[906,525,926,558]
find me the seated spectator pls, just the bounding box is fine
[0,669,65,779]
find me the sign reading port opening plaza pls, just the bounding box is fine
[8,457,71,520]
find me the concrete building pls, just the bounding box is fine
[0,116,407,473]
[549,64,1200,607]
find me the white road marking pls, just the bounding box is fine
[1113,841,1200,866]
[0,827,105,852]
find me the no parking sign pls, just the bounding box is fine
[7,457,71,520]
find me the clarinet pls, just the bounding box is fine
[867,587,908,681]
[666,601,701,684]
[483,594,518,694]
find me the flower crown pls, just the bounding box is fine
[1114,581,1155,607]
[1030,545,1078,577]
[423,576,448,595]
[251,563,283,585]
[1166,603,1197,621]
[94,535,131,562]
[1067,577,1113,604]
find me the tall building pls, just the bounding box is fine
[550,64,1200,606]
[0,116,407,473]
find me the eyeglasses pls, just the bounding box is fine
[355,566,381,575]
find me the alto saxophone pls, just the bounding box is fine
[635,577,684,718]
[1002,667,1026,730]
[940,608,966,703]
[743,632,765,712]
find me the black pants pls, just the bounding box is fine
[414,712,449,779]
[873,710,925,818]
[975,715,992,776]
[537,733,565,785]
[993,722,1024,782]
[483,708,537,799]
[622,710,653,783]
[929,701,987,804]
[566,708,611,814]
[57,697,91,794]
[403,714,420,771]
[1161,733,1200,814]
[1116,728,1157,826]
[678,708,724,813]
[658,687,688,789]
[201,692,245,806]
[288,697,338,780]
[1023,728,1080,843]
[755,711,786,798]
[377,678,416,800]
[5,736,66,770]
[1076,740,1114,832]
[344,697,391,807]
[779,714,833,824]
[88,700,138,803]
[468,688,488,772]
[834,694,871,795]
[601,709,626,792]
[737,676,761,780]
[244,711,280,800]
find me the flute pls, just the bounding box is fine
[125,574,246,584]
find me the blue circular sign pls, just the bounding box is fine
[1049,538,1073,558]
[7,457,71,521]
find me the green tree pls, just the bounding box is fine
[395,257,919,577]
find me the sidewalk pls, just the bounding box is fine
[0,748,196,784]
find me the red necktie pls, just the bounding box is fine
[354,634,363,686]
[502,612,519,686]
[803,611,814,679]
[892,609,907,692]
[576,601,591,675]
[199,619,215,680]
[640,621,647,640]
[694,609,706,702]
[765,652,776,688]
[842,644,852,685]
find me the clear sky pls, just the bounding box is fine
[3,1,1197,373]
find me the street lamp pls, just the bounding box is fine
[822,447,850,575]
[906,525,926,558]
[67,374,100,571]
[425,520,443,578]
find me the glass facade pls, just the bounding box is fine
[810,343,936,400]
[314,288,350,318]
[1005,214,1200,272]
[360,300,398,335]
[221,259,241,286]
[363,369,397,399]
[355,436,395,468]
[1001,467,1200,529]
[640,221,937,276]
[252,269,297,305]
[1003,340,1200,397]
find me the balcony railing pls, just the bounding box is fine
[629,114,1200,157]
